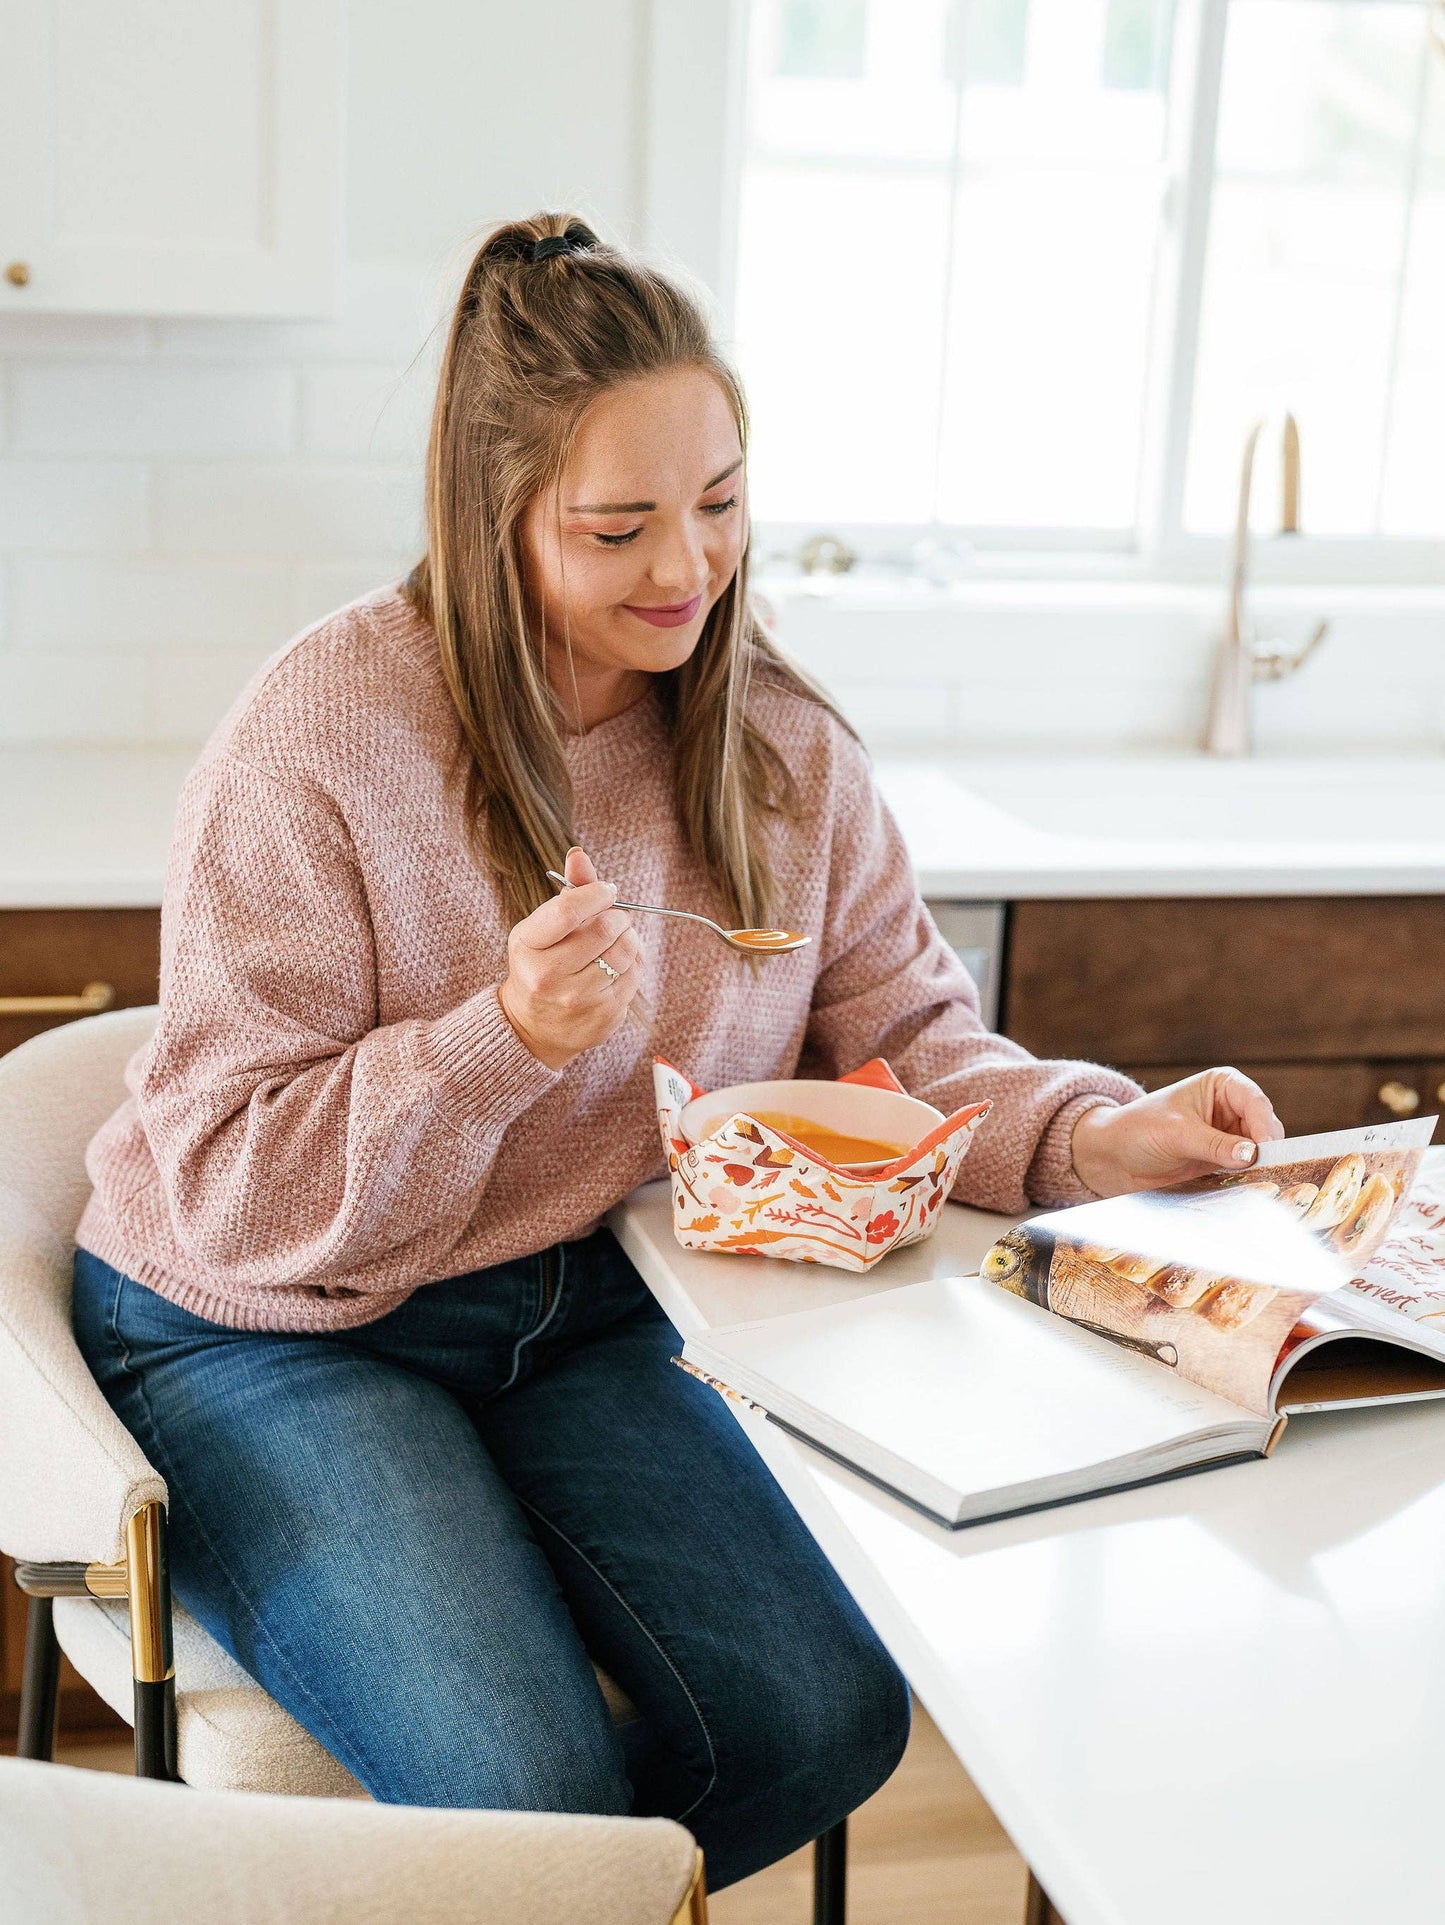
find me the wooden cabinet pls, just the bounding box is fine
[0,909,161,1056]
[1003,897,1445,1141]
[0,906,160,1743]
[0,0,342,316]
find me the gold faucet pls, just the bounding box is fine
[1203,412,1329,756]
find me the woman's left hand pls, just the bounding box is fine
[1070,1067,1285,1198]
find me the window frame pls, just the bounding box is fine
[644,0,1445,588]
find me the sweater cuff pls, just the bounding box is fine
[1026,1092,1122,1208]
[415,986,561,1134]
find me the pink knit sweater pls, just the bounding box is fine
[78,585,1140,1331]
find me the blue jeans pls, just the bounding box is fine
[72,1230,908,1887]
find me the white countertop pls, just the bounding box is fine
[613,1177,1445,1925]
[5,743,1445,907]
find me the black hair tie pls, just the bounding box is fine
[532,232,587,262]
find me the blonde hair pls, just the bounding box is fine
[406,211,842,930]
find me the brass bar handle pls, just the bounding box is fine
[0,981,115,1016]
[1378,1080,1421,1116]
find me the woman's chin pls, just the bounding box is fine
[617,625,705,673]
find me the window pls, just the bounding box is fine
[731,0,1445,568]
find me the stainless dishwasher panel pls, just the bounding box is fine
[924,900,1005,1031]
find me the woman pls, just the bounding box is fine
[73,215,1281,1886]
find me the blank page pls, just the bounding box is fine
[689,1276,1261,1518]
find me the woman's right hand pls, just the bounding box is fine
[498,846,644,1070]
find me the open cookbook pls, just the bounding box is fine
[678,1118,1445,1528]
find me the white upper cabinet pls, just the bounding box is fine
[0,0,343,317]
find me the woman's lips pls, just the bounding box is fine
[623,593,703,629]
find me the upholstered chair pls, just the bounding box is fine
[0,1008,849,1922]
[0,1752,706,1924]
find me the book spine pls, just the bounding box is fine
[673,1354,770,1416]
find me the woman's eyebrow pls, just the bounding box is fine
[567,456,744,515]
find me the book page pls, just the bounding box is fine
[981,1120,1432,1418]
[685,1275,1265,1526]
[1336,1157,1445,1354]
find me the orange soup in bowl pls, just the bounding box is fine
[678,1078,944,1175]
[751,1114,908,1169]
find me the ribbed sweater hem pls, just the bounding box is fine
[75,1205,423,1334]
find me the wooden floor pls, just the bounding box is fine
[710,1709,1029,1925]
[55,1708,1030,1925]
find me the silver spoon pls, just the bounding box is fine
[545,871,810,955]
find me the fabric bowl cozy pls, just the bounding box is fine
[654,1057,991,1273]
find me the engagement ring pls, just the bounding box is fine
[595,956,620,983]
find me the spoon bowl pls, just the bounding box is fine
[545,871,809,956]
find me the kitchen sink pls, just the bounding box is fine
[874,754,1445,898]
[952,757,1445,845]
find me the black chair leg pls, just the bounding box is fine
[1025,1869,1065,1924]
[812,1817,847,1925]
[133,1675,178,1781]
[16,1596,60,1761]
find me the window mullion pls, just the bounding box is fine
[1371,9,1432,536]
[1137,0,1230,561]
[928,1,972,536]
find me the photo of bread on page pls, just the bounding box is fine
[983,1118,1440,1419]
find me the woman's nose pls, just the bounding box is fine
[648,517,709,592]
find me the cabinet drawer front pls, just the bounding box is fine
[1006,898,1445,1064]
[0,909,160,1057]
[1125,1061,1445,1142]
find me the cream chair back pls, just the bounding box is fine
[0,1007,164,1563]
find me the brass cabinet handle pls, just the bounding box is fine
[0,981,115,1016]
[1378,1080,1421,1116]
[4,261,31,287]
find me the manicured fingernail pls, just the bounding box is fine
[605,881,618,899]
[1234,1140,1257,1164]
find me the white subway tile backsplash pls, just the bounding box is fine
[775,590,1212,687]
[12,556,296,650]
[0,649,149,743]
[0,460,149,550]
[828,680,959,748]
[291,557,416,628]
[0,278,1440,753]
[12,363,295,457]
[144,644,279,743]
[299,363,432,460]
[1253,661,1444,753]
[952,678,1204,752]
[154,462,421,556]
